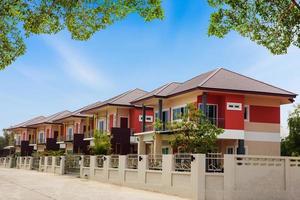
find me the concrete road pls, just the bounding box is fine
[0,168,187,200]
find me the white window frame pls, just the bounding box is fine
[98,119,106,132]
[67,127,73,141]
[226,146,235,154]
[171,104,187,121]
[227,102,242,111]
[139,115,153,122]
[38,131,45,144]
[244,105,250,121]
[154,109,170,122]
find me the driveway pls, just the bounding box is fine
[0,168,187,200]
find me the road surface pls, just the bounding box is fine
[0,168,187,200]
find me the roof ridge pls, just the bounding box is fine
[198,68,222,87]
[110,89,135,104]
[155,82,175,96]
[220,68,296,95]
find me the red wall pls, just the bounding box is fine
[250,106,280,124]
[224,95,244,130]
[109,114,114,130]
[129,107,154,133]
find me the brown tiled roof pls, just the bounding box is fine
[132,68,296,103]
[7,116,46,130]
[81,88,148,113]
[133,82,181,102]
[27,110,71,126]
[169,68,296,97]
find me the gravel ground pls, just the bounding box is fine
[0,168,187,200]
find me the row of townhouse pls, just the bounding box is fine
[6,68,297,156]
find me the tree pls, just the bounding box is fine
[0,130,14,150]
[167,103,223,154]
[91,130,111,155]
[281,105,300,156]
[0,0,164,70]
[208,0,300,55]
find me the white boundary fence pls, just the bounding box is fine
[1,154,300,200]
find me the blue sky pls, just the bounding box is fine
[1,1,299,136]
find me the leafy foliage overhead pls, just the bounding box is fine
[0,0,164,69]
[208,0,300,54]
[167,104,223,154]
[281,105,300,156]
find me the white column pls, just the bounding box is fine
[162,154,174,188]
[138,136,146,155]
[191,154,206,200]
[119,155,127,184]
[29,157,33,170]
[90,156,96,178]
[138,155,148,187]
[103,156,110,182]
[223,154,235,200]
[60,156,65,175]
[80,155,84,178]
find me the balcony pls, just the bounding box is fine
[84,130,94,140]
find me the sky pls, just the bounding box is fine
[1,1,299,137]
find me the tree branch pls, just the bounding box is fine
[291,0,300,10]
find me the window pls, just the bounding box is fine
[226,146,235,154]
[227,102,242,111]
[199,104,218,125]
[244,105,250,121]
[162,147,169,154]
[98,120,105,131]
[39,132,45,144]
[67,127,73,141]
[172,106,187,121]
[139,115,153,122]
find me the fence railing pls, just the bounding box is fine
[174,154,192,172]
[127,154,138,169]
[47,157,53,166]
[110,155,119,168]
[148,155,162,170]
[55,157,61,166]
[96,155,105,168]
[83,156,90,167]
[206,153,224,173]
[40,157,45,165]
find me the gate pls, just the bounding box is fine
[65,155,81,175]
[32,157,40,170]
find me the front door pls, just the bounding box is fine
[120,117,128,128]
[54,131,59,140]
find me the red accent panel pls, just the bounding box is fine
[109,114,114,130]
[250,106,280,124]
[129,108,154,133]
[224,95,244,130]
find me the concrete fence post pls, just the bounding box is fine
[103,156,110,182]
[138,155,148,186]
[162,154,174,188]
[60,156,65,175]
[80,155,84,178]
[8,157,13,168]
[223,154,235,200]
[191,154,206,200]
[52,156,56,173]
[90,156,96,178]
[45,156,48,172]
[29,157,33,170]
[119,155,127,184]
[38,157,42,171]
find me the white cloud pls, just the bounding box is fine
[42,35,112,90]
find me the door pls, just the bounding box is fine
[162,111,169,130]
[54,131,59,140]
[120,117,128,128]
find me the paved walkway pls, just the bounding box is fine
[0,168,187,200]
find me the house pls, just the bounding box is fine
[26,111,71,152]
[53,106,94,154]
[81,88,154,155]
[132,68,297,156]
[6,116,46,156]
